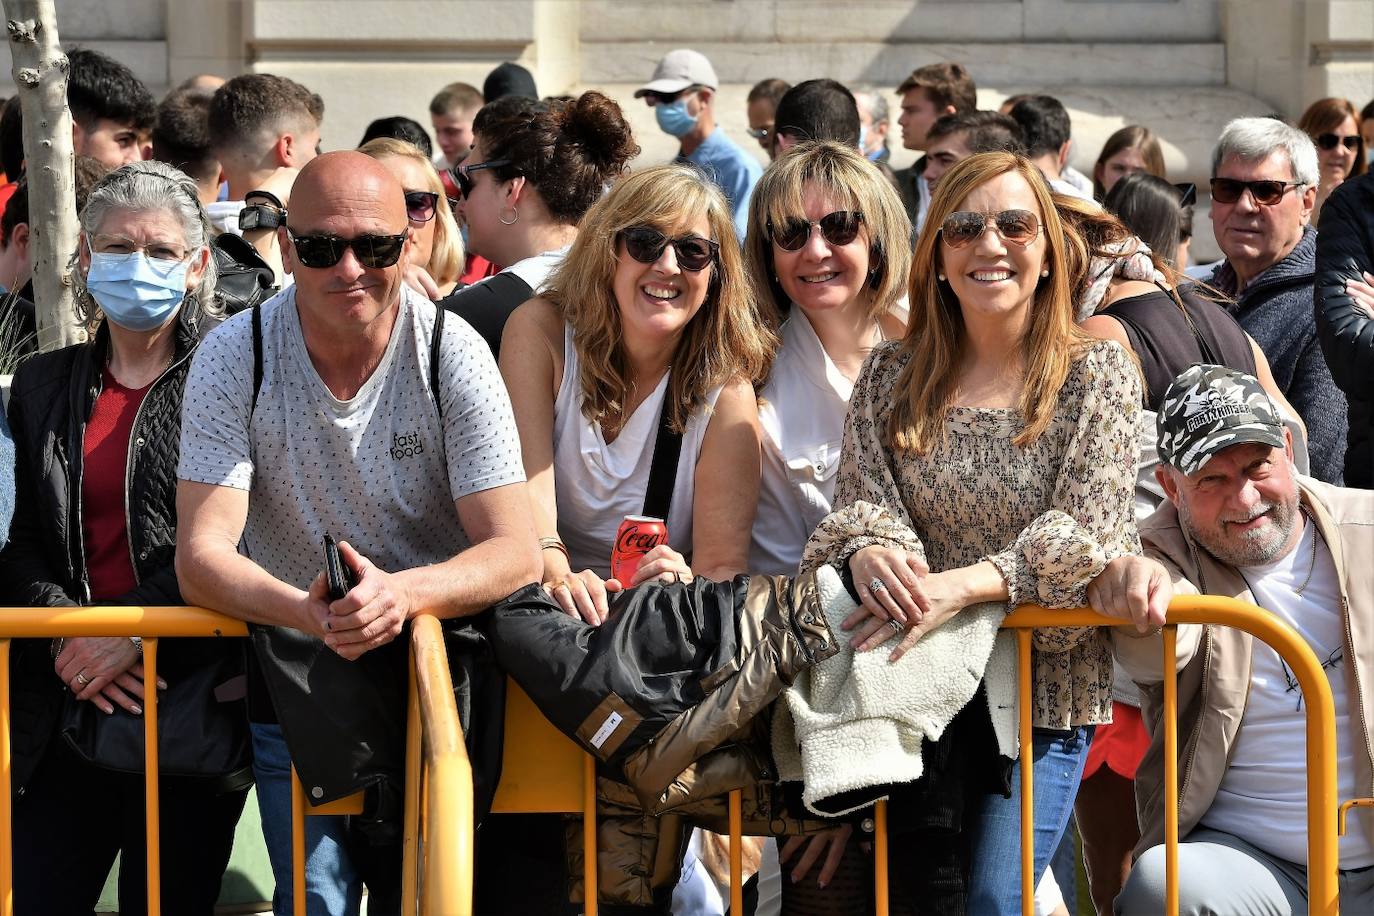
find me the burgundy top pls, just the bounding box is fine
[81,366,152,601]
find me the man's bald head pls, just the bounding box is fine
[288,150,408,234]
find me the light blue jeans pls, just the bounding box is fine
[251,722,363,916]
[968,725,1095,915]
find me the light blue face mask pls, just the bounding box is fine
[86,247,191,332]
[655,98,698,138]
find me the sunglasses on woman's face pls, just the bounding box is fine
[1315,133,1360,152]
[766,211,864,251]
[1208,178,1304,206]
[287,230,409,269]
[938,209,1041,250]
[404,190,440,223]
[618,226,719,272]
[452,158,512,198]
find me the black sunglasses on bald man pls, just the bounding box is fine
[287,230,409,269]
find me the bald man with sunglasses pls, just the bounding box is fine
[175,151,538,915]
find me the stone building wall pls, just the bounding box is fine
[1,0,1371,258]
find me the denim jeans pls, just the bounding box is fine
[251,722,362,916]
[967,725,1095,915]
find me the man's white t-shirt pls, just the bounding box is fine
[1202,518,1374,868]
[177,284,525,586]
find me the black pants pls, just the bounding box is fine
[13,737,249,916]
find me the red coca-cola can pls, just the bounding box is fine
[610,515,668,584]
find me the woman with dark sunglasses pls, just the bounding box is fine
[737,139,913,914]
[360,137,465,298]
[1297,97,1367,225]
[781,151,1141,915]
[440,91,639,358]
[490,163,772,913]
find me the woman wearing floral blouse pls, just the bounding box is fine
[798,151,1142,914]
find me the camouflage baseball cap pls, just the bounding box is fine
[1157,365,1286,476]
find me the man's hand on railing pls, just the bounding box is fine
[55,637,166,715]
[322,540,412,661]
[1086,556,1172,635]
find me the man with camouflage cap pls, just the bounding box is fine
[1087,364,1374,915]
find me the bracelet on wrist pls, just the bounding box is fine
[539,536,570,562]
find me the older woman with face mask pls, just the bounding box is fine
[0,161,250,916]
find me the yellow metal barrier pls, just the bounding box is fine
[489,595,1341,916]
[0,606,468,916]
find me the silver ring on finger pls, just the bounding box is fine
[868,577,888,594]
[888,619,904,634]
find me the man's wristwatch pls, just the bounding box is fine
[239,189,286,232]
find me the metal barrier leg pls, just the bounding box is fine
[0,639,11,916]
[402,653,422,913]
[728,790,743,916]
[143,638,161,916]
[583,755,598,916]
[1162,627,1179,916]
[291,766,307,916]
[1017,630,1034,916]
[874,799,889,916]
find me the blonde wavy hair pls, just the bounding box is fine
[543,163,775,434]
[890,151,1095,453]
[359,137,464,289]
[744,140,912,326]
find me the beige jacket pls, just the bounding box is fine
[1114,478,1374,857]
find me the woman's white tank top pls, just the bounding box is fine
[552,325,722,578]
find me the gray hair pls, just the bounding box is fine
[855,89,889,126]
[71,159,220,330]
[1211,117,1319,187]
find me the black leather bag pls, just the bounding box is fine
[60,638,253,790]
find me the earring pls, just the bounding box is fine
[1040,268,1049,278]
[499,206,520,226]
[937,273,946,282]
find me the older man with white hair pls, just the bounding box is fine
[1207,117,1348,484]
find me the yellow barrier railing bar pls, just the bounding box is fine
[0,606,467,916]
[409,614,472,916]
[1016,628,1034,916]
[143,637,161,913]
[1162,625,1180,916]
[728,789,743,915]
[583,754,598,915]
[1000,597,1339,916]
[0,639,11,916]
[1340,799,1374,836]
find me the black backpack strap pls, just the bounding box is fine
[430,303,445,422]
[251,304,264,415]
[641,386,683,520]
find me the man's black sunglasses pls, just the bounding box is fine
[287,230,409,269]
[1209,178,1305,206]
[618,226,719,272]
[452,158,512,198]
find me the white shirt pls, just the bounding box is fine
[206,199,245,237]
[552,325,722,578]
[503,246,569,296]
[749,314,853,576]
[1203,520,1374,868]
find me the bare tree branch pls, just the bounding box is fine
[4,0,81,351]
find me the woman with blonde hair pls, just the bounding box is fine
[359,136,465,298]
[746,140,912,579]
[497,161,771,913]
[796,150,1141,913]
[1297,96,1366,223]
[1092,124,1166,200]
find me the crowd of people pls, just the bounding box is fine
[0,41,1369,916]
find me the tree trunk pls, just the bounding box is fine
[3,0,81,351]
